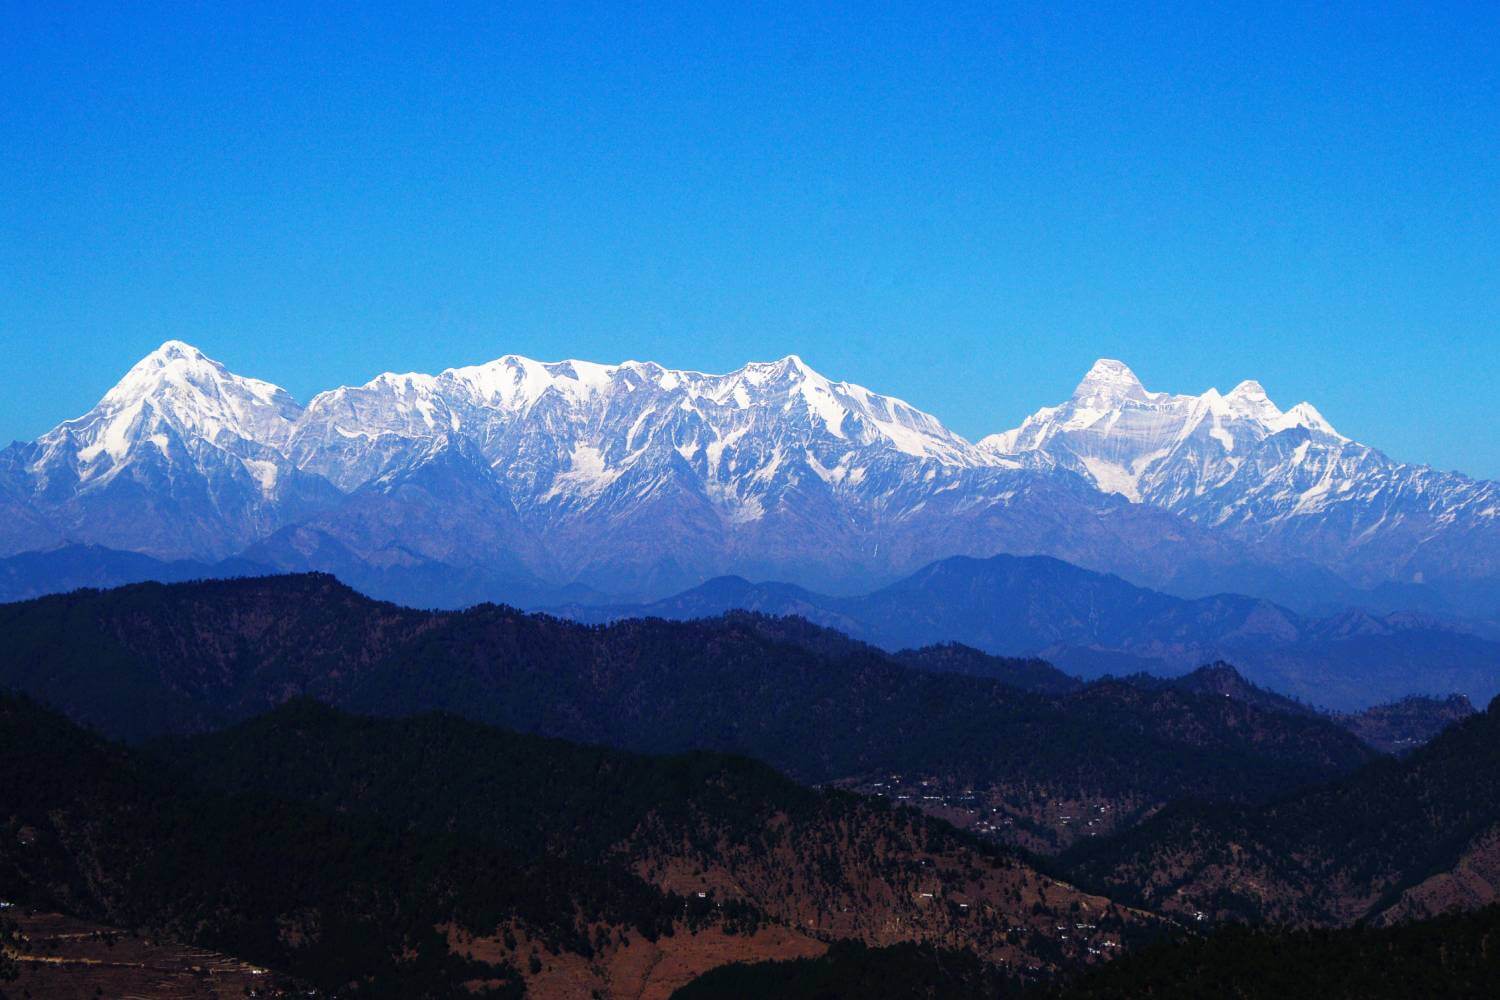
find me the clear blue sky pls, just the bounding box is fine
[3,2,1497,475]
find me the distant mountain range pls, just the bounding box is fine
[552,553,1500,709]
[983,360,1500,602]
[4,541,1497,710]
[1,342,1495,616]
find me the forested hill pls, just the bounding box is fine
[0,693,1153,997]
[1124,663,1476,754]
[1040,904,1500,999]
[667,906,1500,1000]
[0,575,1378,849]
[1061,694,1500,927]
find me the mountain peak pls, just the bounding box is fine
[100,341,294,411]
[41,341,302,479]
[1223,379,1283,422]
[1072,359,1149,404]
[1273,401,1340,437]
[152,339,209,361]
[103,341,238,405]
[739,353,821,383]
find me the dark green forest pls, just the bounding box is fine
[0,574,1375,812]
[3,575,1498,998]
[670,940,1021,999]
[1043,905,1500,999]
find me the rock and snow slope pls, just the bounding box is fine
[982,360,1500,592]
[1,344,1495,605]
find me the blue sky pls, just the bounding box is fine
[3,2,1497,475]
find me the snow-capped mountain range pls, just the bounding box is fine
[1,342,1495,610]
[982,359,1500,593]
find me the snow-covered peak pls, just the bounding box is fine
[1222,379,1282,422]
[1273,401,1339,436]
[1072,358,1151,406]
[281,349,987,500]
[57,341,301,454]
[738,354,814,381]
[978,358,1359,506]
[9,342,1495,595]
[297,370,450,443]
[421,352,974,463]
[706,355,978,462]
[988,361,1344,452]
[143,338,206,364]
[25,341,305,496]
[442,354,619,410]
[102,340,292,412]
